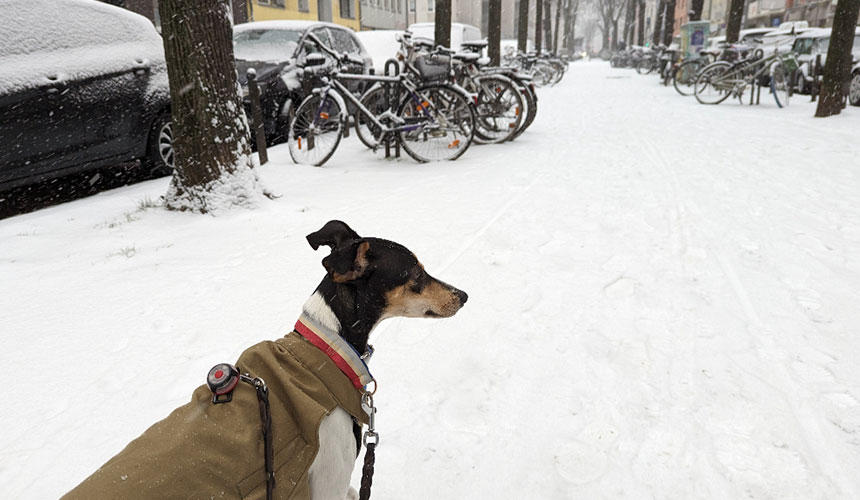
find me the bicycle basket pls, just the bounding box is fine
[414,54,450,82]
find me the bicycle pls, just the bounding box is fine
[693,47,797,107]
[288,34,475,166]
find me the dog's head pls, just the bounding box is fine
[307,220,468,319]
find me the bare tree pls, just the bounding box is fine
[652,0,665,46]
[435,0,452,48]
[536,0,544,52]
[636,0,645,46]
[544,0,554,52]
[662,0,676,46]
[564,0,582,55]
[597,0,627,51]
[690,0,704,20]
[622,0,635,47]
[158,0,262,213]
[489,0,502,64]
[815,0,860,117]
[553,0,563,54]
[725,0,744,43]
[517,0,530,52]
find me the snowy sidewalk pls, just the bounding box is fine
[1,61,859,499]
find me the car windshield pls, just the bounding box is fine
[233,29,302,62]
[818,38,830,52]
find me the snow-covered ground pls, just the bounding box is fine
[2,61,860,499]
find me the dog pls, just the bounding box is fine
[63,220,468,500]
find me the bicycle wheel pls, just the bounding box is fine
[694,61,733,105]
[532,62,555,87]
[509,81,537,140]
[288,93,343,166]
[396,84,475,162]
[472,75,524,144]
[355,85,387,150]
[673,59,704,96]
[770,61,790,108]
[636,58,654,75]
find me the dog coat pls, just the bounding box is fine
[63,331,370,500]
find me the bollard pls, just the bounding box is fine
[246,68,268,165]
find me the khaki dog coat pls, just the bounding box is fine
[63,333,369,499]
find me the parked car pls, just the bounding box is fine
[233,21,372,145]
[850,60,860,106]
[407,22,482,51]
[791,27,860,95]
[0,0,172,191]
[759,23,813,54]
[354,30,404,74]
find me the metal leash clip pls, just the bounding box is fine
[361,391,379,447]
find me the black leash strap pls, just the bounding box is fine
[251,377,275,500]
[207,364,275,500]
[359,441,376,500]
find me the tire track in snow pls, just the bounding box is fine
[628,117,859,499]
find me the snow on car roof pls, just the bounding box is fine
[795,28,832,39]
[233,20,349,33]
[1,0,164,94]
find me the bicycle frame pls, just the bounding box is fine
[309,71,459,136]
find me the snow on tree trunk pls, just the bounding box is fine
[814,0,860,117]
[158,0,263,213]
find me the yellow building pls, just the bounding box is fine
[246,0,361,31]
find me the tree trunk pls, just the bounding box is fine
[488,0,502,64]
[612,19,619,50]
[815,0,860,117]
[536,0,543,52]
[690,0,704,20]
[652,0,665,46]
[623,0,635,47]
[158,0,260,213]
[662,0,676,46]
[435,0,452,48]
[544,0,553,53]
[568,6,579,55]
[517,0,530,52]
[553,0,563,54]
[725,0,745,43]
[637,0,645,46]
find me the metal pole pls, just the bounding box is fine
[246,68,268,165]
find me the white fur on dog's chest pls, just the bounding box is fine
[308,406,358,499]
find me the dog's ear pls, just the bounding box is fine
[306,220,360,250]
[322,240,373,283]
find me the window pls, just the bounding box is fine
[298,0,309,11]
[330,28,359,55]
[428,0,434,11]
[410,0,415,12]
[257,0,286,6]
[339,0,355,18]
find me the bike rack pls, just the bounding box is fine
[383,59,401,160]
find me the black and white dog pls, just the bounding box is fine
[301,220,468,498]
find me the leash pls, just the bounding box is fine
[207,364,275,500]
[359,386,379,500]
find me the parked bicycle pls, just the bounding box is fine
[693,47,798,107]
[288,33,475,166]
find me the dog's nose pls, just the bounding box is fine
[456,289,468,305]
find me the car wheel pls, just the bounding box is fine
[850,71,860,106]
[794,71,806,95]
[143,113,174,176]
